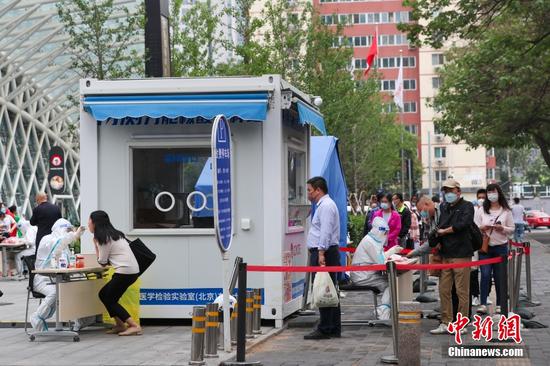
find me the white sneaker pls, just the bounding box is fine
[472,297,480,306]
[477,305,488,314]
[430,323,449,334]
[487,299,493,305]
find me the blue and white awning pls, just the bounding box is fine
[83,93,270,124]
[296,100,327,135]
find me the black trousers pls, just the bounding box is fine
[99,272,139,322]
[310,245,341,335]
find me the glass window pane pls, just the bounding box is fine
[132,148,213,229]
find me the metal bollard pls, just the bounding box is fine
[230,303,238,345]
[381,261,399,364]
[398,301,421,366]
[252,289,262,334]
[204,303,219,358]
[189,306,206,365]
[246,290,254,338]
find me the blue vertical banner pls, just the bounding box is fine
[211,115,233,252]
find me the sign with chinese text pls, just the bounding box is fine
[211,115,233,252]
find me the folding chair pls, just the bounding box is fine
[22,255,45,338]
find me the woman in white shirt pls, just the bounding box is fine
[474,184,514,314]
[88,210,141,336]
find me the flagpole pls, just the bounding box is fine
[399,49,405,197]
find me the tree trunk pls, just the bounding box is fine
[534,134,550,170]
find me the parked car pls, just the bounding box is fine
[525,210,550,228]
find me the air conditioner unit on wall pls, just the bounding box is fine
[434,134,444,141]
[435,158,444,165]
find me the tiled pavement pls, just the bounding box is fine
[245,236,550,366]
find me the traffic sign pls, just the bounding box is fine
[211,115,233,252]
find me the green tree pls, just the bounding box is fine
[298,11,419,193]
[57,0,144,80]
[399,0,550,169]
[170,0,224,76]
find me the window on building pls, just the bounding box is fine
[404,79,416,90]
[434,125,443,134]
[132,147,213,229]
[434,147,446,158]
[432,53,445,65]
[287,148,307,229]
[381,80,396,91]
[435,170,447,182]
[432,77,442,89]
[404,101,417,113]
[404,124,417,134]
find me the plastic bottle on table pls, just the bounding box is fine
[69,249,76,268]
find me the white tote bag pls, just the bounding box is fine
[312,271,339,308]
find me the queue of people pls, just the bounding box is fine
[302,177,528,341]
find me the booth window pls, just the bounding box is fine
[287,148,308,230]
[132,148,214,229]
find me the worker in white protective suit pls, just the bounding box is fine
[31,219,85,331]
[350,217,402,320]
[14,219,37,279]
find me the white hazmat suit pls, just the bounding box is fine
[31,219,83,331]
[14,219,37,276]
[350,217,394,320]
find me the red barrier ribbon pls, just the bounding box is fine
[246,256,503,273]
[509,241,531,255]
[339,247,356,253]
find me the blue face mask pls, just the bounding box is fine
[420,210,429,219]
[445,192,458,204]
[380,202,389,210]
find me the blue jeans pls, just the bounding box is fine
[514,223,525,242]
[479,244,508,306]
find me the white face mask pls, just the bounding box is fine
[487,193,499,203]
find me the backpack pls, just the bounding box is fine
[469,223,483,251]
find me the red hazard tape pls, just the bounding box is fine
[246,256,503,273]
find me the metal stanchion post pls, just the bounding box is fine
[253,289,262,334]
[189,306,206,365]
[218,309,224,350]
[246,290,254,338]
[220,262,261,366]
[514,248,523,312]
[500,253,509,316]
[525,242,532,301]
[416,253,436,303]
[398,301,421,366]
[508,249,516,313]
[204,303,219,358]
[381,261,399,364]
[231,303,238,345]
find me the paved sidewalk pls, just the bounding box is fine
[0,278,275,366]
[245,237,550,366]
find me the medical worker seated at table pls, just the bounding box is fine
[350,217,402,320]
[31,219,85,331]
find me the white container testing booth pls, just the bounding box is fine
[79,76,327,326]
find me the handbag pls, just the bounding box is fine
[479,213,501,254]
[429,249,442,277]
[126,237,156,275]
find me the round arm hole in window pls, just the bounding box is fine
[186,191,207,212]
[154,191,176,212]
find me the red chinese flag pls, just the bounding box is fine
[364,31,378,75]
